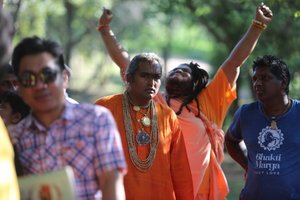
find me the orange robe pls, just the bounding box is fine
[96,94,194,200]
[0,119,20,200]
[155,68,236,199]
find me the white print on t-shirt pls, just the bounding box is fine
[258,126,284,151]
[255,153,281,175]
[254,126,284,175]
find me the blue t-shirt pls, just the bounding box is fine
[229,99,300,200]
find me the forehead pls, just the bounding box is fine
[253,67,272,76]
[18,52,58,74]
[172,64,191,72]
[136,60,162,74]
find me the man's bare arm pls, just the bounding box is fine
[221,3,273,87]
[99,169,125,200]
[98,8,130,81]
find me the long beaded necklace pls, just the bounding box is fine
[262,99,291,129]
[122,91,159,172]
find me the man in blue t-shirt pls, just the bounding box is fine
[225,55,300,200]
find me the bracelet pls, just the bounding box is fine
[252,19,267,30]
[97,25,110,32]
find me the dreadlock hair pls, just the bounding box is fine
[166,62,209,117]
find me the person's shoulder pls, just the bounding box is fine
[95,93,123,105]
[235,101,259,114]
[291,99,300,105]
[72,102,112,116]
[155,100,177,119]
[8,115,31,141]
[290,99,300,110]
[242,101,259,109]
[155,100,172,112]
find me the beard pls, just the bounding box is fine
[165,77,193,98]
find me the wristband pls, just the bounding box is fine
[252,19,267,30]
[97,25,109,32]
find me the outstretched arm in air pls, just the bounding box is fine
[221,3,273,87]
[98,8,130,81]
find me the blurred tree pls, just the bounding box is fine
[146,0,300,111]
[2,0,300,104]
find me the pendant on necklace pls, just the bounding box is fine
[271,120,278,129]
[136,130,150,145]
[141,116,151,126]
[133,106,141,111]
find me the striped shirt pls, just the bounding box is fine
[9,102,127,199]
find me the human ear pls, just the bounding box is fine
[279,78,289,94]
[62,70,69,89]
[126,74,133,83]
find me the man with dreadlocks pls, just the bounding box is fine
[97,3,272,199]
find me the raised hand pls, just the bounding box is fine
[256,3,273,24]
[98,7,113,26]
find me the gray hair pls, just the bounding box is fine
[126,53,163,78]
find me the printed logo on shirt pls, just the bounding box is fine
[258,126,284,151]
[254,126,283,175]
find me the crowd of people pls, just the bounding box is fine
[1,2,299,200]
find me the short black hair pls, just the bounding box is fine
[0,91,30,119]
[12,36,65,75]
[252,55,290,94]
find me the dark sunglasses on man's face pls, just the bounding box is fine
[18,67,59,88]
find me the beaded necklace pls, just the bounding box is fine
[122,91,159,172]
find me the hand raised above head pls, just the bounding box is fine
[256,2,273,24]
[99,7,113,26]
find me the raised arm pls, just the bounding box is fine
[221,3,273,87]
[98,8,130,81]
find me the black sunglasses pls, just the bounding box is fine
[18,67,59,88]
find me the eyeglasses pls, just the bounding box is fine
[18,67,59,88]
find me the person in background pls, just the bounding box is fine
[0,91,30,126]
[225,55,300,200]
[0,91,30,176]
[97,3,272,199]
[0,6,20,200]
[10,36,127,200]
[0,63,18,95]
[64,64,78,104]
[96,53,194,200]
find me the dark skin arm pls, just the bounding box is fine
[98,3,273,86]
[225,130,248,171]
[98,8,129,81]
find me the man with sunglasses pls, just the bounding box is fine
[9,36,127,200]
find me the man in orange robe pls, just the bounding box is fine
[96,53,194,200]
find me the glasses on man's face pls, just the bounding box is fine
[18,67,59,88]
